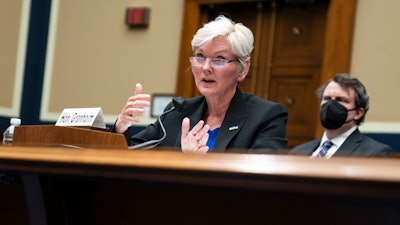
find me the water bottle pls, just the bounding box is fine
[2,118,21,145]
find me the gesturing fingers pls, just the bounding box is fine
[115,83,150,133]
[181,118,210,153]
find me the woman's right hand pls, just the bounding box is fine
[115,83,151,134]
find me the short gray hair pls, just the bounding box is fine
[191,15,254,71]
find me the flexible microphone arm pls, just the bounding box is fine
[128,97,186,150]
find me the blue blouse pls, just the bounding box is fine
[206,128,220,152]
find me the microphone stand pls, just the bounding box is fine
[128,106,175,150]
[128,97,186,150]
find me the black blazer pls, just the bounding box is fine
[290,129,393,157]
[129,88,288,153]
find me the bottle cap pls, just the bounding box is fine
[10,118,21,125]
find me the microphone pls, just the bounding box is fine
[128,97,186,150]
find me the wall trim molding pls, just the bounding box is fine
[360,122,400,133]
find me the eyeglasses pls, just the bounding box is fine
[189,55,238,68]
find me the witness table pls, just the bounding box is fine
[0,145,399,225]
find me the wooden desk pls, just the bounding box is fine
[13,125,128,149]
[0,145,400,225]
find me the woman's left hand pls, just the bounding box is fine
[181,117,209,153]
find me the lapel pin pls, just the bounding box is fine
[229,126,239,131]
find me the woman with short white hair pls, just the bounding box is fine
[113,15,288,153]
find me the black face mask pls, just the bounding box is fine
[320,100,356,129]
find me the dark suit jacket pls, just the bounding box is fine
[128,87,288,153]
[290,129,393,157]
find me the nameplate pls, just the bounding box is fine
[55,107,106,129]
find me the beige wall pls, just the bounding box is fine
[1,0,399,132]
[351,0,400,133]
[41,0,184,124]
[0,0,20,108]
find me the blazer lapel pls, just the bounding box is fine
[213,116,246,152]
[300,140,321,156]
[334,129,362,156]
[174,97,207,147]
[188,99,207,127]
[213,88,247,152]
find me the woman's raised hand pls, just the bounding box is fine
[115,83,151,133]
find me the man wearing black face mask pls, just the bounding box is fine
[290,74,393,158]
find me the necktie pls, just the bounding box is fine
[318,140,333,158]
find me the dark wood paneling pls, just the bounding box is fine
[272,2,328,66]
[268,1,328,147]
[0,179,29,225]
[269,67,320,148]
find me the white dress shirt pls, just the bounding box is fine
[311,126,358,159]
